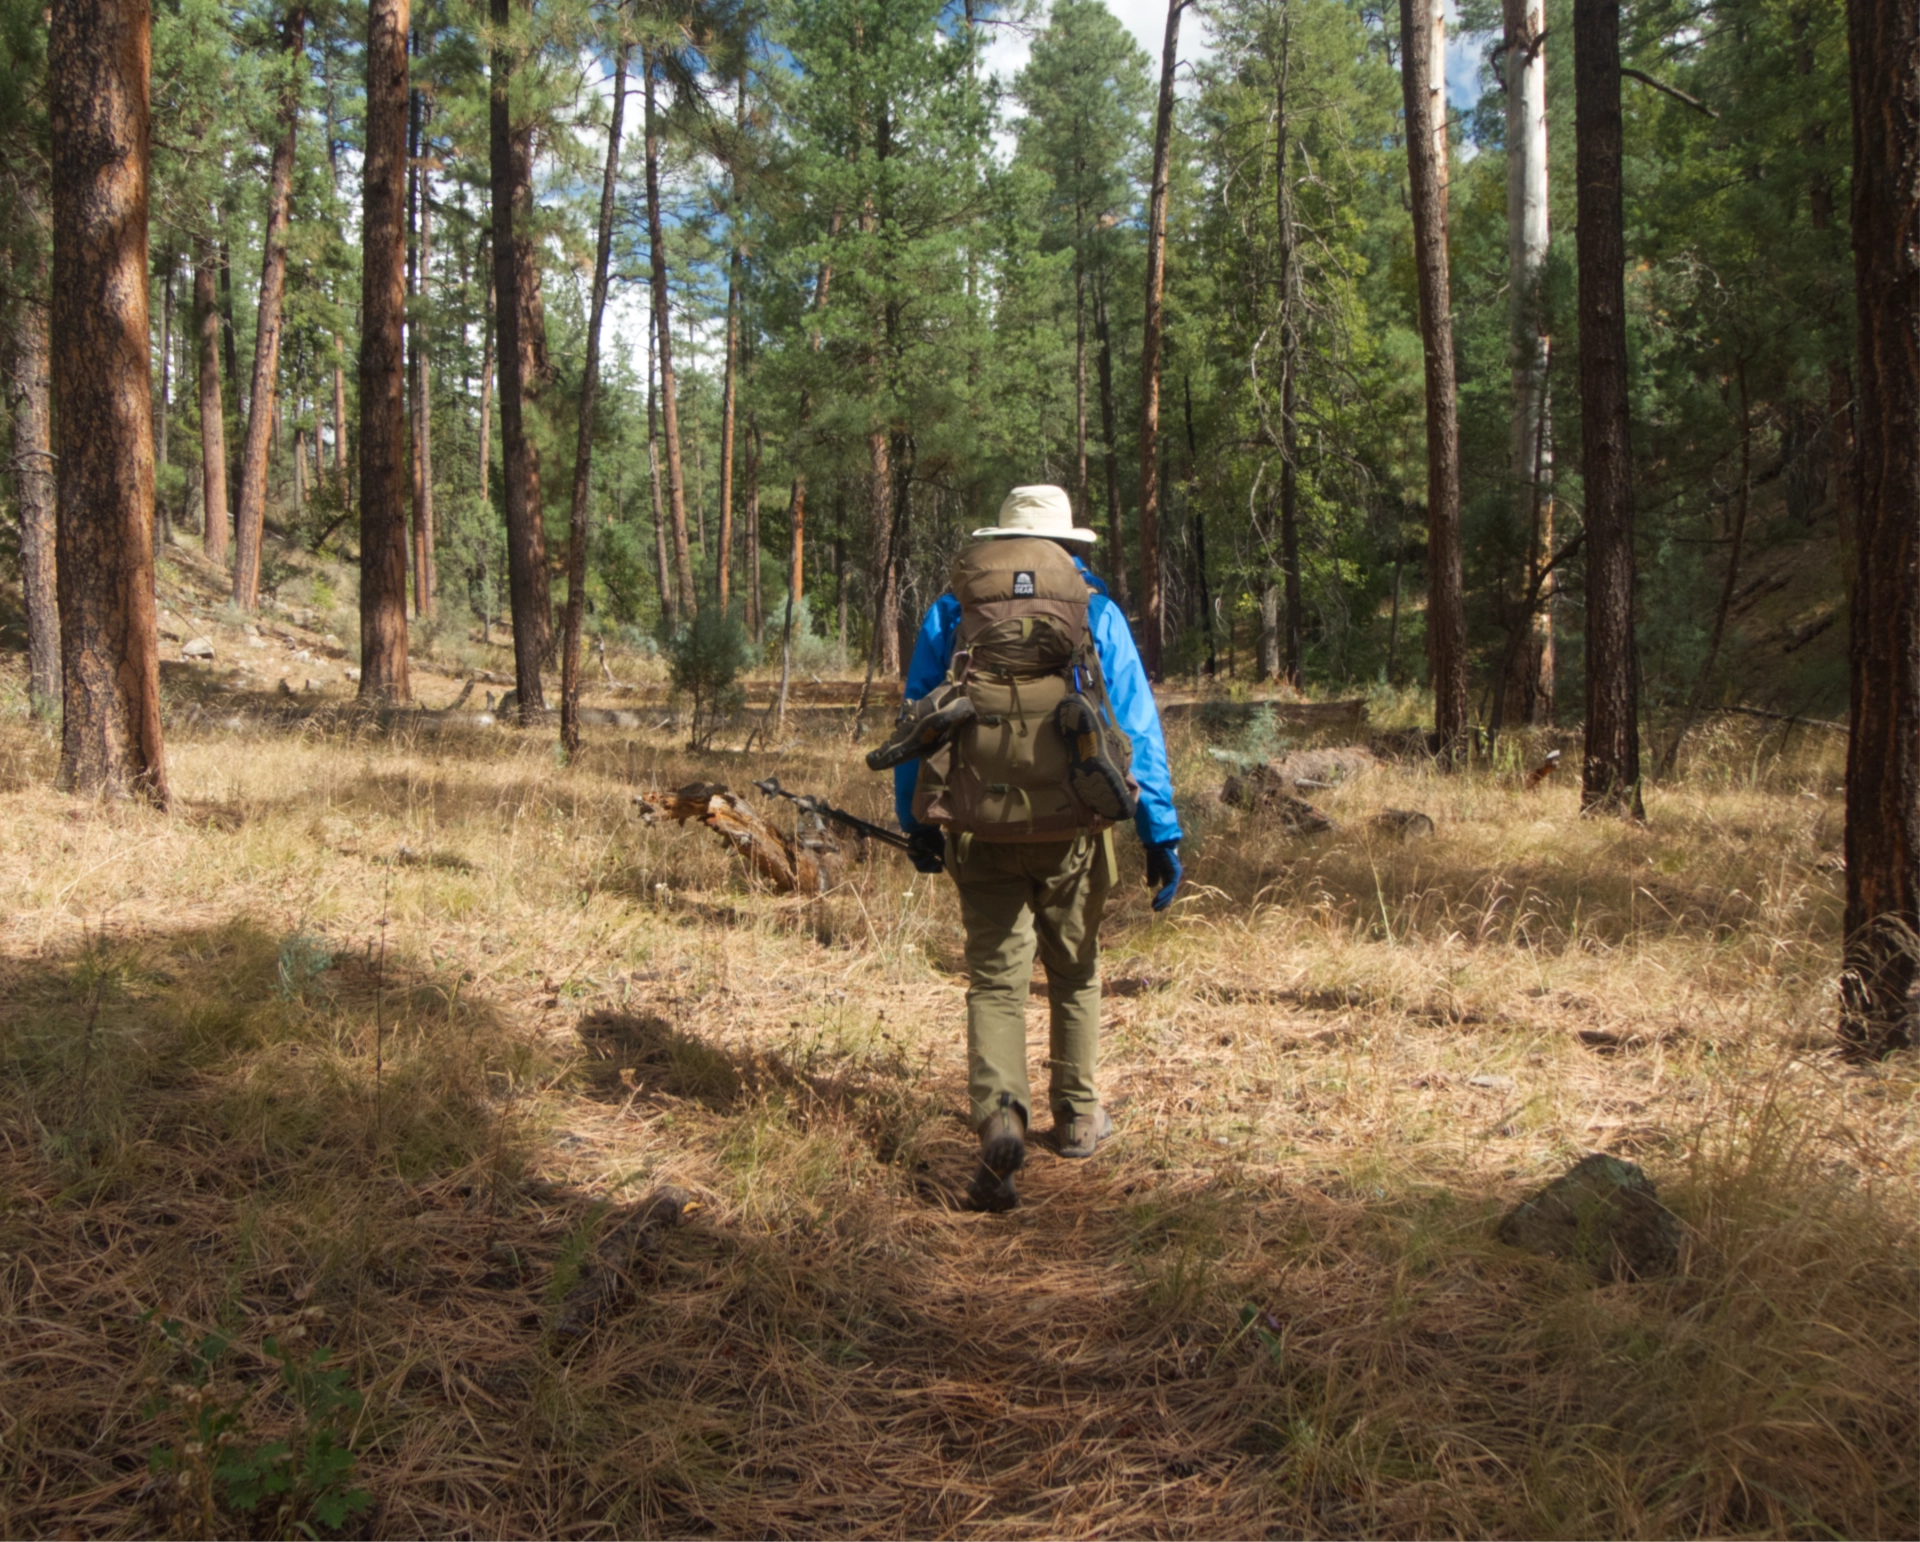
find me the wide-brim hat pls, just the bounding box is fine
[971,484,1098,545]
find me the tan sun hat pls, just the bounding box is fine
[971,484,1098,545]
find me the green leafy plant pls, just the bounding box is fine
[144,1310,372,1539]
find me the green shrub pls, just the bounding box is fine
[663,607,754,751]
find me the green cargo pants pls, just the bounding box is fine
[946,830,1114,1132]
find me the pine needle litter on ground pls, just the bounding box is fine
[0,683,1914,1539]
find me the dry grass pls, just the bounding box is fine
[0,644,1913,1539]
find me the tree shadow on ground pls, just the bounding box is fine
[0,920,1910,1541]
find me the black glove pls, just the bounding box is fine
[1145,841,1183,911]
[906,827,945,876]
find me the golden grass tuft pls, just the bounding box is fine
[0,650,1913,1538]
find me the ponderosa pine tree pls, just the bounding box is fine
[1502,0,1552,726]
[1399,0,1465,755]
[1838,0,1918,1055]
[491,0,548,717]
[560,39,627,760]
[1013,0,1150,602]
[193,235,229,566]
[1137,0,1187,679]
[358,0,411,704]
[49,0,168,803]
[1574,0,1642,817]
[231,2,308,610]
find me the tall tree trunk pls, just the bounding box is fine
[406,51,425,615]
[491,0,547,717]
[411,83,436,617]
[231,5,308,610]
[358,0,412,705]
[1838,0,1918,1056]
[560,44,626,760]
[49,0,167,803]
[1400,0,1466,754]
[1574,0,1642,817]
[1504,0,1553,727]
[7,227,58,713]
[193,237,229,565]
[1092,265,1130,608]
[645,327,672,630]
[644,57,696,622]
[716,70,746,615]
[1137,0,1185,677]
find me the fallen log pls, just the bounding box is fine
[632,783,840,894]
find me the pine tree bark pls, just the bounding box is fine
[49,0,167,803]
[560,43,626,760]
[490,0,547,717]
[1504,0,1553,726]
[716,70,746,614]
[6,224,59,714]
[644,57,696,623]
[410,79,436,618]
[1400,0,1466,755]
[1137,0,1185,677]
[1838,0,1918,1055]
[231,4,308,609]
[1573,0,1642,817]
[357,0,412,705]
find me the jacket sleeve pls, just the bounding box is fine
[894,594,961,833]
[1090,594,1184,847]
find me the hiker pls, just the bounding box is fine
[877,484,1183,1211]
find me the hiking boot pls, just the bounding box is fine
[966,1103,1027,1212]
[1056,694,1138,822]
[866,688,976,772]
[1054,1103,1114,1159]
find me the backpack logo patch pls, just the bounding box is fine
[1012,570,1035,597]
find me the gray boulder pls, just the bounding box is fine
[1497,1153,1684,1280]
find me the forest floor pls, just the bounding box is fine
[0,539,1914,1539]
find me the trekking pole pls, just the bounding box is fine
[750,776,913,852]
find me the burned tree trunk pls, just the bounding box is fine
[1574,0,1643,817]
[49,0,168,803]
[1838,0,1918,1055]
[231,4,309,610]
[357,0,412,705]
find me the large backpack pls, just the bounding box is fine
[912,538,1137,842]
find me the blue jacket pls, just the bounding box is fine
[894,554,1183,848]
